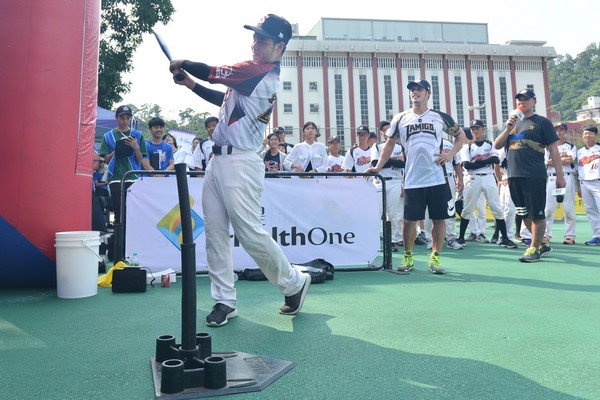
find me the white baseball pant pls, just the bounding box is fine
[202,149,306,309]
[581,180,600,238]
[545,173,576,240]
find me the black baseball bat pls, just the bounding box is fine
[151,28,185,81]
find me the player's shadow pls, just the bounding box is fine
[217,312,580,399]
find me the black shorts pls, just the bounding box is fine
[508,177,546,220]
[404,183,453,221]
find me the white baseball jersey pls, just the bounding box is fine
[371,142,404,179]
[342,145,372,173]
[441,138,460,175]
[545,142,577,174]
[459,140,498,175]
[327,154,345,172]
[192,138,214,170]
[208,61,280,150]
[387,109,460,189]
[577,144,600,181]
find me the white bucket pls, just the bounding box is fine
[55,231,102,299]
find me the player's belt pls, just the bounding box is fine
[382,177,401,180]
[212,145,234,155]
[548,172,572,176]
[472,173,491,176]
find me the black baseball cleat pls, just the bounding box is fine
[206,303,238,327]
[279,274,311,315]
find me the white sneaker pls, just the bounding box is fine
[447,239,464,250]
[426,240,432,250]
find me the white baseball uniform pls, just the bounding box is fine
[497,148,516,239]
[577,143,600,238]
[188,60,306,309]
[459,140,503,221]
[371,142,404,243]
[342,145,372,173]
[544,141,577,240]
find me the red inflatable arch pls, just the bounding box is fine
[0,0,101,287]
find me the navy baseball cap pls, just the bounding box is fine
[583,125,598,134]
[554,122,568,130]
[357,125,369,134]
[115,105,133,116]
[274,126,286,134]
[379,120,390,131]
[327,136,341,144]
[369,132,378,140]
[469,119,485,128]
[244,14,292,45]
[407,79,431,91]
[515,89,536,100]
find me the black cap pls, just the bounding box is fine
[379,120,390,131]
[462,127,473,140]
[357,125,369,134]
[469,119,485,128]
[407,79,431,91]
[274,126,285,134]
[583,125,598,134]
[327,136,340,144]
[244,14,292,45]
[515,89,536,100]
[554,122,568,130]
[115,105,133,116]
[369,132,378,140]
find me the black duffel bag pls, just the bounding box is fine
[237,259,334,284]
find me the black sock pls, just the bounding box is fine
[459,218,470,239]
[496,219,508,239]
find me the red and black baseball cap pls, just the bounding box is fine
[244,14,292,45]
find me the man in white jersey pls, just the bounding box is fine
[342,125,372,173]
[193,116,218,171]
[457,120,517,248]
[170,14,310,327]
[366,79,467,274]
[544,122,577,244]
[576,125,600,245]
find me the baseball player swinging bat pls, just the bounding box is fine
[151,28,185,81]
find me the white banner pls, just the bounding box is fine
[125,177,382,272]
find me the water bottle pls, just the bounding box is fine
[129,252,139,266]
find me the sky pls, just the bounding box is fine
[121,0,599,120]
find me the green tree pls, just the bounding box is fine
[98,0,175,109]
[549,42,600,121]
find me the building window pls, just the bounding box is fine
[283,103,293,113]
[283,81,292,91]
[407,74,415,108]
[431,76,440,111]
[309,103,319,113]
[334,74,346,149]
[359,74,369,127]
[309,82,318,91]
[283,126,293,135]
[499,76,509,124]
[384,75,394,121]
[477,76,487,123]
[454,76,464,127]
